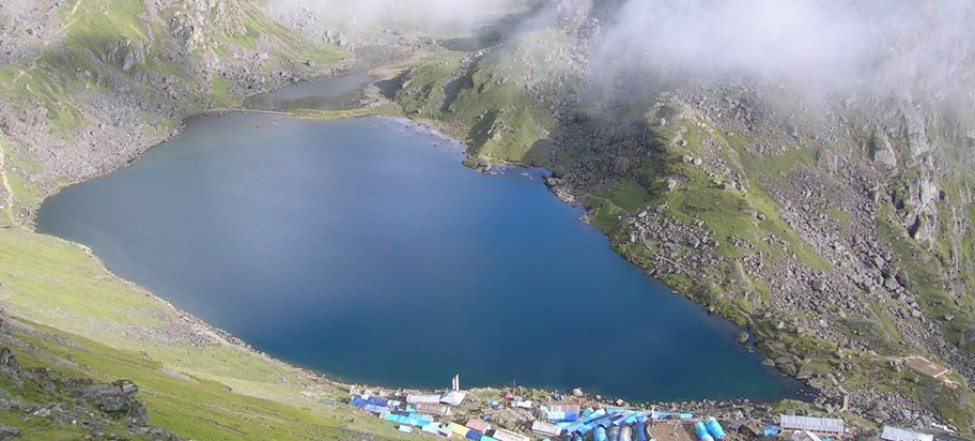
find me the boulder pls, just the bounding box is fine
[0,425,19,441]
[0,348,18,371]
[811,278,826,292]
[727,261,751,286]
[665,177,679,191]
[870,131,898,170]
[737,332,750,344]
[80,379,148,425]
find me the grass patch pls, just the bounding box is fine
[395,30,575,165]
[289,104,403,120]
[3,321,355,441]
[0,223,407,440]
[611,179,650,213]
[2,138,44,210]
[876,204,974,352]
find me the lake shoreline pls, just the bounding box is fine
[37,112,803,404]
[18,59,815,426]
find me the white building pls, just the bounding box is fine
[880,427,934,441]
[780,415,845,438]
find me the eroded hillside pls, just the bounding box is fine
[390,0,975,432]
[0,0,344,218]
[0,1,411,439]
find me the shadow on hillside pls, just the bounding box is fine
[524,106,661,182]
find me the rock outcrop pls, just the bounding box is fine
[391,0,975,430]
[0,346,183,440]
[0,0,344,221]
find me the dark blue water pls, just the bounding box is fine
[37,113,798,401]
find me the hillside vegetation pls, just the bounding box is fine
[1,0,974,437]
[0,0,413,439]
[388,1,975,433]
[0,226,418,440]
[0,0,345,215]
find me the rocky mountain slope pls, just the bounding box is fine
[0,0,345,219]
[390,0,975,432]
[0,322,184,441]
[1,0,973,437]
[0,1,415,439]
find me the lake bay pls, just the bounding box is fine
[37,113,798,401]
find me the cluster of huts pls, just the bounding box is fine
[348,388,734,441]
[350,392,669,441]
[771,415,948,441]
[347,389,951,441]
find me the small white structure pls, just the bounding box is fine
[531,421,563,438]
[407,394,442,405]
[415,403,452,416]
[441,391,467,407]
[494,428,531,441]
[513,399,533,409]
[421,423,444,436]
[791,431,822,441]
[545,404,580,413]
[780,415,845,438]
[881,427,934,441]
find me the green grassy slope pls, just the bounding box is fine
[0,147,414,441]
[388,34,975,432]
[0,0,346,210]
[0,150,411,441]
[395,28,575,166]
[0,1,413,439]
[1,318,347,441]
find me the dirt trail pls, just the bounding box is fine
[0,145,13,223]
[4,0,87,226]
[11,0,85,88]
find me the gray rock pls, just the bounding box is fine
[811,278,826,292]
[737,332,750,344]
[0,425,19,441]
[727,261,751,286]
[870,131,898,170]
[895,271,912,288]
[665,177,679,191]
[0,348,18,370]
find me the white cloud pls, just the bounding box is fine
[264,0,531,37]
[593,0,975,95]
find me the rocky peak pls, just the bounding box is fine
[169,0,247,52]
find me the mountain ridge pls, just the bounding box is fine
[0,1,420,439]
[1,0,974,438]
[388,0,975,431]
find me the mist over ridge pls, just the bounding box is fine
[262,0,538,37]
[263,0,975,107]
[588,0,974,102]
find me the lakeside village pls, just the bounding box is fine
[345,376,965,441]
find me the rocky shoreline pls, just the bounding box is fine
[4,62,817,430]
[6,46,966,437]
[537,88,974,431]
[3,0,973,435]
[339,73,970,432]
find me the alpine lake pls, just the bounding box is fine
[37,75,802,402]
